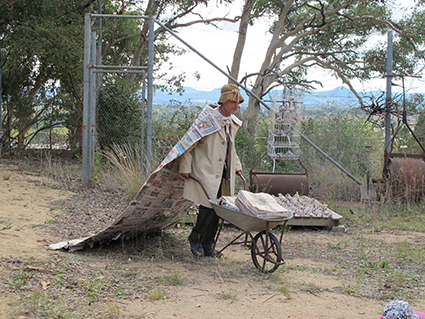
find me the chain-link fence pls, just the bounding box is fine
[82,14,425,202]
[82,14,154,185]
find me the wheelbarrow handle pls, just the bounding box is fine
[237,172,247,191]
[189,175,211,200]
[189,174,247,200]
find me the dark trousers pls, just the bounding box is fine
[188,182,222,248]
[188,205,219,248]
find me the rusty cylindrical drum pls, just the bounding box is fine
[388,158,425,201]
[250,172,309,196]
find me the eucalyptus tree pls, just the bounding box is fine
[1,0,97,149]
[1,0,243,151]
[227,0,425,132]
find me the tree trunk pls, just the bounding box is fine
[126,24,150,83]
[242,1,293,132]
[228,0,256,82]
[243,85,263,132]
[126,0,156,83]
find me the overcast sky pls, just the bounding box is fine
[159,0,423,94]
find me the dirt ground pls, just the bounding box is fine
[1,159,424,319]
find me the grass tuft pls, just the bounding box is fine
[147,288,164,300]
[102,143,144,201]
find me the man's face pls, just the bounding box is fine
[221,100,239,117]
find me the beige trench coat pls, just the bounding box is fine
[179,105,242,208]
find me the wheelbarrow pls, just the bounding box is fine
[190,175,293,274]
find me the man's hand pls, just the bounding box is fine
[236,170,243,176]
[180,173,192,179]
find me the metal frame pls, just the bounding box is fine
[82,14,153,186]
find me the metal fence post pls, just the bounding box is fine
[141,72,146,180]
[385,31,393,154]
[0,50,3,156]
[82,14,92,186]
[146,16,154,176]
[90,31,98,168]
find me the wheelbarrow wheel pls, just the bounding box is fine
[251,231,282,274]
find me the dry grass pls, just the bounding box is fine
[102,143,145,200]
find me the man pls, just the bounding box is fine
[179,83,244,257]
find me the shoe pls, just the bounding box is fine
[189,241,204,256]
[203,247,223,258]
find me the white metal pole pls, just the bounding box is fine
[385,31,393,154]
[141,72,146,181]
[82,14,92,186]
[90,31,97,167]
[146,16,154,176]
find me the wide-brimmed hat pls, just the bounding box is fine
[217,84,244,105]
[383,300,420,319]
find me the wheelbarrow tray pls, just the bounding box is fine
[209,199,293,232]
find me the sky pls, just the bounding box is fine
[159,0,423,94]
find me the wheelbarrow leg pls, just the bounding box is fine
[278,220,288,245]
[213,219,225,252]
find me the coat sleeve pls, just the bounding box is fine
[178,140,198,174]
[234,151,242,172]
[231,120,242,172]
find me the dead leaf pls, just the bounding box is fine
[40,281,50,290]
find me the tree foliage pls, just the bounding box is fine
[98,78,143,148]
[0,0,239,152]
[3,0,425,163]
[227,0,425,131]
[1,0,96,150]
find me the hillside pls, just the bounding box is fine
[152,86,421,108]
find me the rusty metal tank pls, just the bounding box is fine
[249,172,309,196]
[248,152,309,196]
[388,157,425,201]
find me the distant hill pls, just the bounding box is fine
[153,87,238,106]
[303,87,358,107]
[152,86,423,108]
